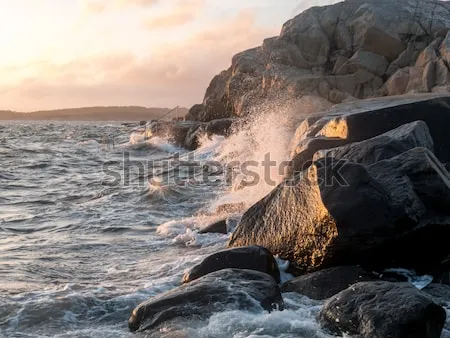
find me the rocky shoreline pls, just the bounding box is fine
[128,1,450,337]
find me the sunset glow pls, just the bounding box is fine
[0,0,343,111]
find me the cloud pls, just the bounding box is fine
[143,0,204,30]
[80,0,159,13]
[1,9,278,111]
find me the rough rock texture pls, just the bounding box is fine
[189,0,450,121]
[184,118,235,150]
[314,120,434,166]
[129,269,283,332]
[198,219,228,234]
[229,145,450,274]
[319,282,446,338]
[182,246,281,284]
[281,266,377,300]
[290,96,450,171]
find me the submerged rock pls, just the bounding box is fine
[229,147,450,274]
[129,269,283,332]
[281,266,377,300]
[319,282,446,338]
[198,219,228,234]
[183,246,280,284]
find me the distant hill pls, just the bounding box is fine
[0,106,188,121]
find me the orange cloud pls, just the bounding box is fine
[81,0,159,13]
[0,10,278,111]
[143,0,204,30]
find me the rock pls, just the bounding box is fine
[436,58,450,85]
[129,269,284,332]
[423,61,437,92]
[182,246,280,284]
[319,282,446,338]
[291,137,349,173]
[315,121,434,166]
[385,68,410,95]
[289,96,450,175]
[147,121,202,147]
[281,266,377,300]
[198,219,227,235]
[229,147,450,274]
[204,118,235,136]
[441,31,450,64]
[337,50,388,77]
[311,96,450,163]
[185,104,204,121]
[200,69,233,122]
[192,0,450,121]
[214,202,247,215]
[416,46,439,67]
[423,284,450,304]
[406,66,425,93]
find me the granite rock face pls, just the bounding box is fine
[188,0,450,121]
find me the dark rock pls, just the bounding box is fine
[147,120,202,147]
[315,120,434,165]
[229,147,450,274]
[183,118,235,150]
[291,137,348,173]
[319,281,446,338]
[281,266,377,300]
[291,96,450,165]
[183,246,280,284]
[198,219,227,234]
[185,104,204,121]
[139,120,146,126]
[204,118,235,136]
[128,269,284,332]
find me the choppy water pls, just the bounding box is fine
[0,120,334,338]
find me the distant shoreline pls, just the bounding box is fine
[0,106,188,121]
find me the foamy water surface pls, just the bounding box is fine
[0,117,337,338]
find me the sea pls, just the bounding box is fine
[0,112,338,338]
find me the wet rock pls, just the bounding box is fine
[129,269,284,332]
[147,121,202,147]
[229,147,450,274]
[198,219,227,235]
[281,266,377,300]
[319,282,446,338]
[308,97,450,163]
[314,120,434,165]
[183,246,280,284]
[185,104,204,121]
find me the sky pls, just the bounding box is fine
[0,0,339,111]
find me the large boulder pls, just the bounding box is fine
[192,0,450,121]
[314,120,434,166]
[291,96,450,165]
[319,282,446,338]
[229,147,450,274]
[128,269,283,332]
[183,246,280,284]
[281,266,377,300]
